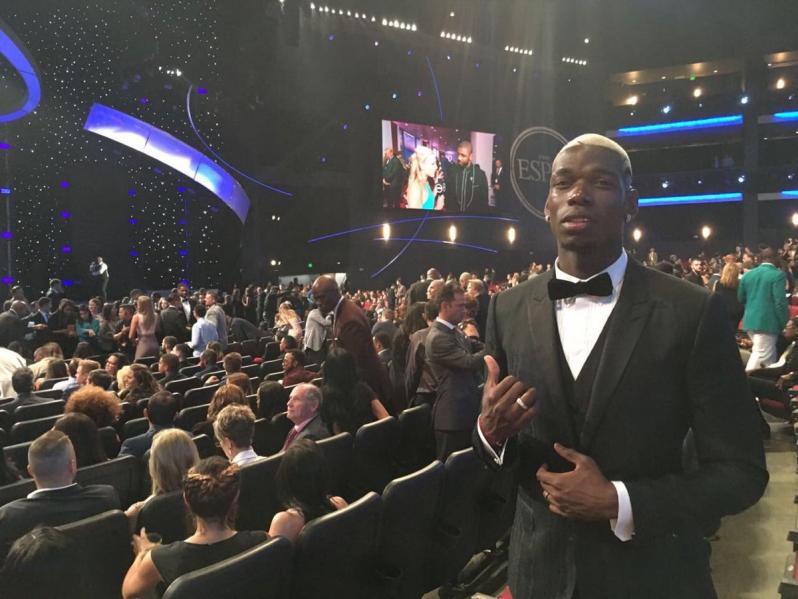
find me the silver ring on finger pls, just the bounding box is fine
[515,397,530,410]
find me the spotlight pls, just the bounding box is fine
[382,223,391,241]
[739,95,749,105]
[777,77,787,90]
[632,228,642,242]
[661,180,670,189]
[584,37,590,44]
[626,95,638,106]
[270,259,277,266]
[700,226,712,240]
[792,213,798,227]
[448,225,457,243]
[507,226,516,244]
[661,104,672,114]
[692,87,702,98]
[737,174,746,183]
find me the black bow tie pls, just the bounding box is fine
[548,272,613,301]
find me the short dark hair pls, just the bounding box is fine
[424,301,439,321]
[194,304,207,318]
[438,282,462,306]
[173,343,190,360]
[147,390,179,426]
[162,336,178,351]
[160,353,179,373]
[87,369,114,390]
[11,368,33,394]
[285,349,306,366]
[201,349,218,365]
[222,352,242,374]
[281,335,298,350]
[374,332,392,350]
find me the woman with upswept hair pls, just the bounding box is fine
[404,145,444,210]
[129,295,160,360]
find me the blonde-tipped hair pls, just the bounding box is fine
[149,428,199,496]
[558,134,633,187]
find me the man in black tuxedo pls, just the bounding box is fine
[426,283,486,459]
[408,268,441,305]
[475,134,767,598]
[0,430,119,559]
[490,158,508,209]
[0,301,29,348]
[159,293,189,342]
[2,367,49,414]
[176,283,196,325]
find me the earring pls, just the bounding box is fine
[545,215,551,222]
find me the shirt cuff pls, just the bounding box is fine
[476,420,506,465]
[609,481,635,542]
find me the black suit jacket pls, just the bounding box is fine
[0,483,120,558]
[160,307,189,342]
[425,321,486,431]
[408,279,432,305]
[0,310,25,347]
[476,259,768,599]
[2,392,50,415]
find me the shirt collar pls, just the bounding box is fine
[435,317,456,330]
[554,249,627,291]
[231,448,259,466]
[27,482,78,499]
[292,414,317,432]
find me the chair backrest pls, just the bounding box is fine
[263,341,280,361]
[199,370,225,384]
[265,412,293,456]
[10,414,61,444]
[0,409,10,434]
[185,356,201,365]
[76,455,141,507]
[35,388,64,400]
[241,339,258,358]
[138,490,191,544]
[379,461,445,598]
[252,418,271,456]
[292,492,383,599]
[153,371,166,380]
[12,399,65,423]
[260,358,283,376]
[397,404,435,475]
[192,434,216,458]
[240,363,259,377]
[39,376,67,390]
[305,363,320,373]
[164,376,202,397]
[265,371,284,382]
[176,404,209,432]
[136,397,150,414]
[162,536,293,599]
[0,477,36,508]
[236,453,284,531]
[98,426,121,459]
[56,509,133,598]
[179,364,203,377]
[226,341,243,355]
[118,401,139,425]
[135,355,158,366]
[183,383,220,408]
[3,440,32,476]
[122,417,150,440]
[315,432,353,498]
[351,416,400,497]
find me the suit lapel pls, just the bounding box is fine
[527,273,577,446]
[580,260,654,451]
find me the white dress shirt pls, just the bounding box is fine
[231,448,261,467]
[477,250,635,542]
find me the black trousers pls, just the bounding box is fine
[435,429,471,461]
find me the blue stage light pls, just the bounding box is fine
[0,142,10,150]
[638,192,742,207]
[781,190,798,197]
[1,277,13,284]
[1,232,12,240]
[616,114,743,137]
[0,19,41,123]
[61,245,72,254]
[773,111,798,122]
[0,188,11,195]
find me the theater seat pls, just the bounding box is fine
[38,376,67,390]
[240,363,259,377]
[351,416,400,498]
[192,433,216,458]
[162,536,292,599]
[166,377,203,398]
[10,414,61,444]
[241,339,258,358]
[12,399,65,423]
[263,341,280,361]
[183,384,220,409]
[3,440,32,475]
[75,455,141,508]
[315,432,353,497]
[179,365,203,377]
[265,412,293,456]
[138,490,191,544]
[176,404,209,432]
[236,453,283,531]
[0,477,36,508]
[122,417,149,440]
[397,404,435,475]
[260,358,284,377]
[292,492,385,599]
[378,461,445,598]
[57,509,133,598]
[98,426,121,458]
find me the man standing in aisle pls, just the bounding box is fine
[475,134,767,598]
[738,246,789,371]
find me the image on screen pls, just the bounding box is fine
[381,120,496,212]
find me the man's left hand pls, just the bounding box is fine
[536,443,618,521]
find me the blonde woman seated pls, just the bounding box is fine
[267,439,347,543]
[275,301,303,342]
[404,145,444,211]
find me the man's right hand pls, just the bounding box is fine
[479,355,537,447]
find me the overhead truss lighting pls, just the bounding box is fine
[504,45,533,56]
[562,56,588,66]
[440,30,472,44]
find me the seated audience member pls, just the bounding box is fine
[190,304,218,357]
[320,347,389,436]
[371,308,397,339]
[0,431,120,559]
[268,438,347,543]
[122,457,270,598]
[283,383,330,451]
[281,349,316,386]
[125,428,200,524]
[206,340,224,356]
[72,341,93,359]
[274,334,298,359]
[214,404,260,466]
[195,349,219,380]
[119,363,162,403]
[2,367,49,414]
[104,352,128,385]
[161,335,178,355]
[75,304,99,346]
[204,351,242,385]
[65,385,122,429]
[62,359,101,401]
[373,331,393,367]
[87,368,114,390]
[52,358,79,393]
[256,381,286,420]
[225,371,253,395]
[52,413,108,468]
[28,341,64,381]
[42,358,68,382]
[0,526,87,599]
[119,391,179,458]
[172,343,191,368]
[192,384,249,437]
[158,353,181,385]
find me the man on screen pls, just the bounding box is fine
[382,148,404,209]
[445,141,489,212]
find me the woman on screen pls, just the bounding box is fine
[405,145,444,210]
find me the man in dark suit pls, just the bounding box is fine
[684,257,707,287]
[405,301,438,407]
[2,367,50,414]
[490,158,508,209]
[159,293,189,342]
[408,268,441,305]
[0,301,28,348]
[312,276,393,412]
[466,278,490,340]
[475,134,768,599]
[0,430,120,558]
[373,332,393,367]
[119,391,177,458]
[282,383,330,450]
[176,283,196,326]
[157,353,182,386]
[382,148,404,209]
[426,283,486,459]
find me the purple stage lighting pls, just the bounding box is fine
[0,232,12,240]
[0,188,11,195]
[129,249,139,257]
[139,97,149,104]
[0,18,42,122]
[179,249,188,257]
[128,217,137,225]
[61,245,71,253]
[0,142,10,150]
[1,277,13,285]
[127,188,137,196]
[62,279,73,287]
[59,181,70,188]
[196,87,208,95]
[177,185,187,193]
[59,211,70,219]
[84,103,251,223]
